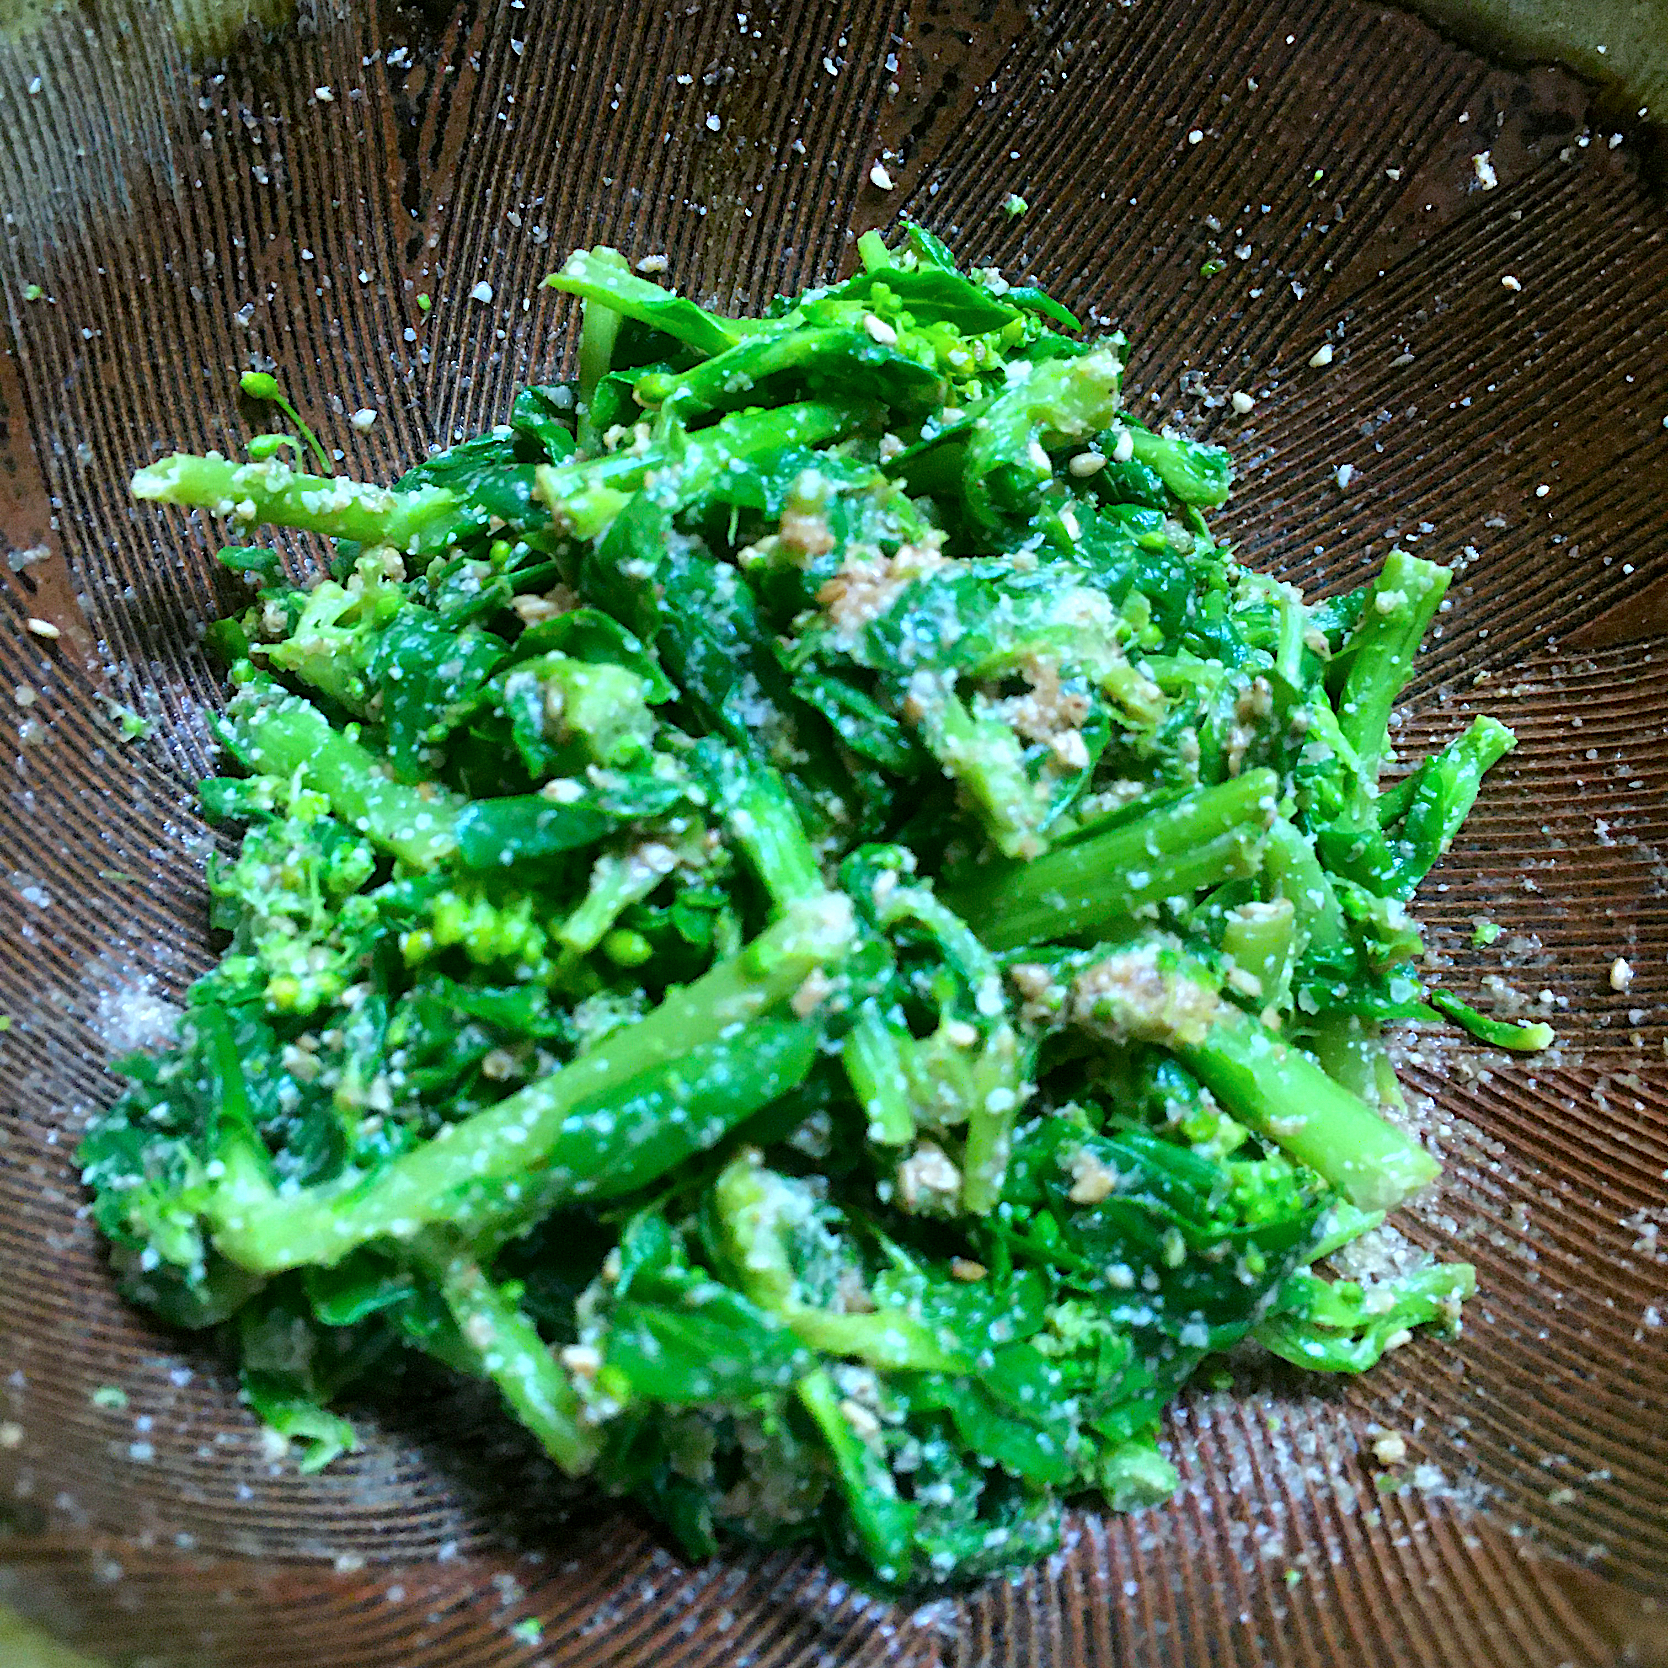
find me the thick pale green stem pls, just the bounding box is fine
[1069,945,1438,1211]
[1263,817,1346,952]
[416,1235,599,1474]
[1334,552,1449,781]
[1222,898,1296,1009]
[133,454,461,554]
[219,681,462,870]
[842,1004,916,1145]
[957,771,1277,951]
[1179,1005,1435,1211]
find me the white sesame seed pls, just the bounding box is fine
[1308,343,1334,368]
[314,86,334,101]
[869,161,894,190]
[635,253,669,274]
[1373,1433,1407,1465]
[1187,129,1203,144]
[840,1397,882,1438]
[1335,463,1355,491]
[1501,274,1521,291]
[1111,428,1134,464]
[1610,957,1634,993]
[1068,451,1107,477]
[1535,483,1550,498]
[349,408,377,430]
[1230,390,1255,414]
[25,618,59,639]
[469,281,494,303]
[863,313,898,346]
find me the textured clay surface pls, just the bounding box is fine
[0,1,1664,1664]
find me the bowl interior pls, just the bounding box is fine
[0,2,1665,1664]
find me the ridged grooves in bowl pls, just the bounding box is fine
[0,1,1663,1663]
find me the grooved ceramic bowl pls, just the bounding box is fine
[1,2,1665,1663]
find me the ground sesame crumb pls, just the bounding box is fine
[1230,390,1255,414]
[1610,957,1633,994]
[1308,343,1334,369]
[25,618,60,639]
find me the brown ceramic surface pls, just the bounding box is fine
[0,2,1664,1663]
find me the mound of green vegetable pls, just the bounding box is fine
[84,223,1544,1587]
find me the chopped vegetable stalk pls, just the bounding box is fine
[533,399,864,538]
[1066,943,1438,1211]
[841,1004,918,1146]
[133,453,462,554]
[1382,715,1515,898]
[218,678,463,870]
[956,770,1278,950]
[1333,551,1450,782]
[573,246,631,453]
[1428,989,1554,1052]
[415,1233,600,1473]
